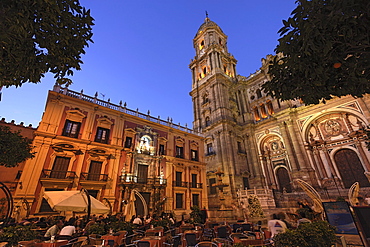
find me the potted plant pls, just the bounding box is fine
[274,221,337,247]
[0,225,38,247]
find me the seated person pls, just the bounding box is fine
[44,220,64,240]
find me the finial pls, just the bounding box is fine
[205,11,208,18]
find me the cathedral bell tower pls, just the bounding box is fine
[190,17,238,133]
[190,17,246,212]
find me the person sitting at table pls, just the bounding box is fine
[58,222,76,240]
[44,220,64,240]
[133,215,143,226]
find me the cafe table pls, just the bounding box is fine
[139,236,167,247]
[37,240,69,247]
[101,231,127,247]
[145,227,164,237]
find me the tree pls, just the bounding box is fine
[262,0,370,105]
[0,0,94,87]
[0,126,35,167]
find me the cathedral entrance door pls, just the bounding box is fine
[276,167,292,193]
[334,149,370,188]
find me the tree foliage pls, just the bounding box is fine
[0,0,94,87]
[0,126,35,167]
[263,0,370,105]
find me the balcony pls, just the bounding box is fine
[190,183,203,189]
[40,169,77,188]
[120,174,167,187]
[173,181,188,188]
[79,172,109,189]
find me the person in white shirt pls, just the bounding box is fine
[133,215,143,225]
[59,223,76,237]
[267,214,287,238]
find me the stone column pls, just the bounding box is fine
[279,122,299,172]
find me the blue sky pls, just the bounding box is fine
[0,0,297,128]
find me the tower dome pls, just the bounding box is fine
[195,17,224,38]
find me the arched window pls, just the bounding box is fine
[334,149,370,188]
[260,104,267,118]
[199,40,205,50]
[202,94,209,105]
[256,89,262,98]
[267,101,274,115]
[253,107,260,121]
[203,67,207,75]
[205,117,211,127]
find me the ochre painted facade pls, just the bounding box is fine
[12,86,207,220]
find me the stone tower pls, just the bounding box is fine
[189,17,251,210]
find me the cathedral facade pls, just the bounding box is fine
[190,18,370,214]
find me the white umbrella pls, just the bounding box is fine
[44,190,110,214]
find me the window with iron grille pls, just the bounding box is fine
[95,127,110,144]
[176,146,184,158]
[62,120,81,138]
[124,137,132,148]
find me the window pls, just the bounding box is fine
[175,171,182,187]
[87,161,103,181]
[267,101,274,115]
[253,107,261,121]
[205,117,211,127]
[95,127,110,144]
[62,120,81,138]
[199,40,205,50]
[191,174,197,188]
[237,141,244,153]
[176,193,183,209]
[124,137,132,148]
[191,149,198,161]
[50,156,70,179]
[202,95,209,105]
[159,144,166,155]
[260,104,267,118]
[176,146,184,158]
[209,178,217,195]
[192,194,199,207]
[256,89,262,98]
[206,143,214,155]
[243,177,250,190]
[137,164,149,183]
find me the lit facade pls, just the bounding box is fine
[13,85,207,220]
[190,18,370,216]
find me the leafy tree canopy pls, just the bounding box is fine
[0,126,35,167]
[0,0,94,87]
[263,0,370,105]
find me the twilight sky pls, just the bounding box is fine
[0,0,297,128]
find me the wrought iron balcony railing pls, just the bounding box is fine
[80,172,108,182]
[173,181,188,187]
[41,169,77,180]
[120,174,167,185]
[190,183,203,189]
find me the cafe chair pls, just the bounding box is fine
[195,242,218,247]
[214,226,231,239]
[137,240,151,247]
[184,233,199,247]
[120,233,138,247]
[202,228,214,241]
[232,224,242,233]
[241,223,252,232]
[229,233,248,243]
[164,234,182,247]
